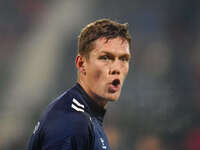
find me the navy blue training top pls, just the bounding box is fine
[27,83,111,150]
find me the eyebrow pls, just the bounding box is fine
[100,51,131,59]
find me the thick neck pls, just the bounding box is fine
[75,83,106,123]
[77,79,108,108]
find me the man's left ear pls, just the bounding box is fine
[75,55,86,75]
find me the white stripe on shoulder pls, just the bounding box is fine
[71,104,84,112]
[72,98,84,108]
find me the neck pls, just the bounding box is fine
[77,79,108,108]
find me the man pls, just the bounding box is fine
[27,18,132,150]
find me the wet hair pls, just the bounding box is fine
[78,18,132,58]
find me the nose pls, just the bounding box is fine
[109,60,120,75]
[111,68,120,75]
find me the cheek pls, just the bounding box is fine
[88,65,106,82]
[126,65,129,75]
[94,69,102,80]
[122,65,129,79]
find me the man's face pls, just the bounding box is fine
[83,37,131,103]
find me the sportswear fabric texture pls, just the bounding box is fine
[27,83,111,150]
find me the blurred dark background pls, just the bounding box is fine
[0,0,200,150]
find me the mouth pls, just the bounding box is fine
[112,79,120,87]
[109,79,121,92]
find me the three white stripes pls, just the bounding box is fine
[71,98,84,112]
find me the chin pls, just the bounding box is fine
[106,94,120,102]
[106,87,122,101]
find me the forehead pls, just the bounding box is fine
[92,37,130,55]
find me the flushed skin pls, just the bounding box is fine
[76,37,131,107]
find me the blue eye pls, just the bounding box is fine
[100,55,110,60]
[120,57,129,62]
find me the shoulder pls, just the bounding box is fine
[45,86,85,114]
[44,111,92,137]
[39,91,91,137]
[29,112,93,150]
[28,87,95,150]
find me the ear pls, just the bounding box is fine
[75,55,86,75]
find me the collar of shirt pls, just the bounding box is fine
[74,83,106,123]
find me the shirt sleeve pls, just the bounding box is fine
[61,135,93,150]
[28,111,94,150]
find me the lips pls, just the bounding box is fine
[112,79,120,87]
[109,79,121,92]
